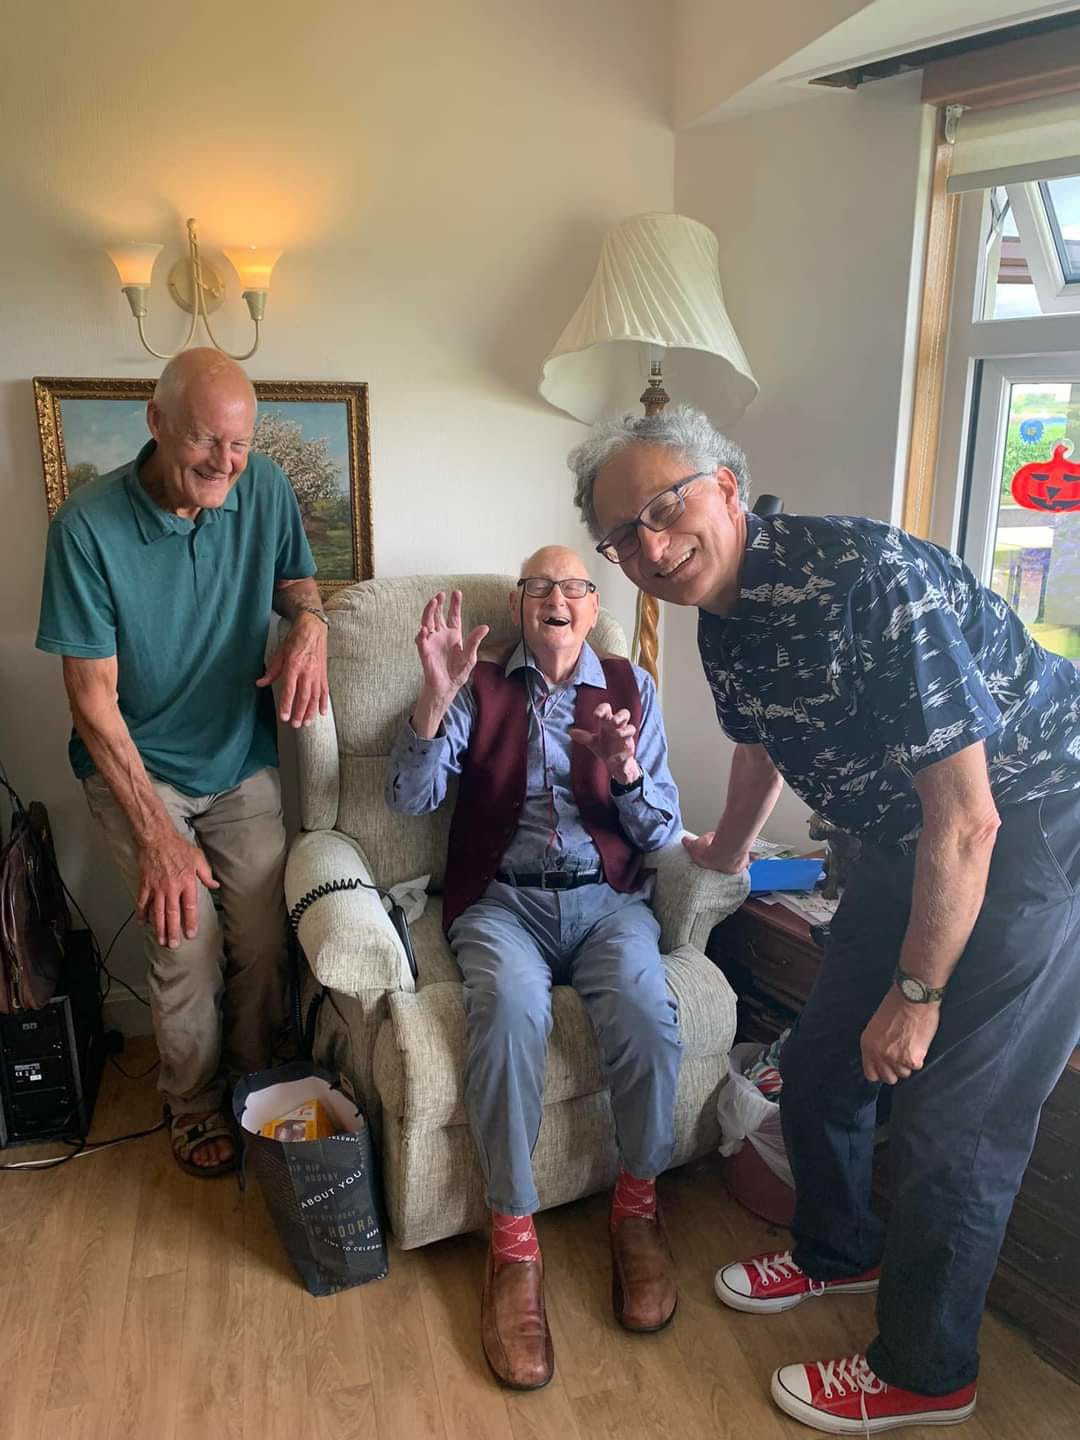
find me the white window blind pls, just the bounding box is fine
[947,91,1080,193]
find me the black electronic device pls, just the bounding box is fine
[0,929,105,1146]
[752,493,784,517]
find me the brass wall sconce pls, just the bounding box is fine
[105,218,281,361]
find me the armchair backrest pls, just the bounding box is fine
[294,574,628,891]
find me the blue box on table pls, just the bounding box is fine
[746,857,825,894]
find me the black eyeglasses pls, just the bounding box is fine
[596,472,711,564]
[517,577,597,599]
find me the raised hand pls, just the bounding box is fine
[416,590,489,697]
[411,591,488,738]
[569,702,641,787]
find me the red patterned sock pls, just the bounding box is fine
[490,1209,541,1267]
[610,1170,657,1228]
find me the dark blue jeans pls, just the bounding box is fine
[779,790,1080,1395]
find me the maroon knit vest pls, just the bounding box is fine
[442,655,644,931]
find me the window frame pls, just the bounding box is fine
[1007,182,1080,313]
[930,186,1080,555]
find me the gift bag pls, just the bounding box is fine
[234,1062,389,1296]
[716,1038,795,1227]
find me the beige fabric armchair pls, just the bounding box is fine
[284,574,746,1250]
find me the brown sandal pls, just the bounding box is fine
[169,1108,237,1178]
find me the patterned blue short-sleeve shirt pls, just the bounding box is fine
[697,513,1080,850]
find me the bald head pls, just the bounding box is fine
[152,347,256,418]
[143,348,258,517]
[519,545,591,582]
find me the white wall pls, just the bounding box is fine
[666,73,932,845]
[671,0,872,127]
[0,0,673,1028]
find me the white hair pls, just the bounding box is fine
[568,405,750,539]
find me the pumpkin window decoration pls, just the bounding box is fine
[1010,442,1080,513]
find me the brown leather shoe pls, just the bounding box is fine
[610,1212,678,1332]
[480,1250,554,1390]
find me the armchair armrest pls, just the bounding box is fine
[285,830,415,997]
[645,840,750,953]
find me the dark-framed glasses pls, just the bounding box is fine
[517,576,597,599]
[596,472,710,564]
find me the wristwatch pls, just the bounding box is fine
[894,967,946,1004]
[610,774,644,796]
[296,604,330,626]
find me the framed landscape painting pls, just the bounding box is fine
[33,376,374,590]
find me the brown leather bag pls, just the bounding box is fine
[0,787,70,1012]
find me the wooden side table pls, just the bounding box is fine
[707,896,823,1042]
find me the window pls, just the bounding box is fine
[934,174,1080,667]
[1043,176,1080,285]
[981,180,1080,320]
[967,370,1080,664]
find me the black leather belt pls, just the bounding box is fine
[495,869,602,890]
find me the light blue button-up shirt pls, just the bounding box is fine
[386,642,682,872]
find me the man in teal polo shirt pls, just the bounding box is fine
[36,348,329,1176]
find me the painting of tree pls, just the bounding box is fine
[35,378,373,589]
[252,411,341,519]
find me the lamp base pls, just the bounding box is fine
[167,255,225,315]
[640,358,670,418]
[631,365,666,682]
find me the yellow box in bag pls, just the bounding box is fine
[261,1096,336,1143]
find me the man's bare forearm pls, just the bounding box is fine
[710,743,784,866]
[901,744,1001,990]
[273,577,324,620]
[62,657,172,846]
[900,818,999,989]
[411,685,454,740]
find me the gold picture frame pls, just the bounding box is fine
[33,376,374,591]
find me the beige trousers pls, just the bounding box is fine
[84,766,288,1114]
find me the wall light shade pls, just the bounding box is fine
[539,213,758,429]
[104,219,279,361]
[105,242,164,288]
[223,245,282,293]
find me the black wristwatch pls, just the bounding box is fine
[610,774,644,797]
[894,967,946,1004]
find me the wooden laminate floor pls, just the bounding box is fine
[1,1039,1077,1440]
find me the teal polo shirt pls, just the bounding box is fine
[36,442,316,796]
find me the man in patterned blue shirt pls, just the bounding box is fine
[570,406,1080,1436]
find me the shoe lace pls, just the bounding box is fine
[815,1354,887,1440]
[750,1249,800,1287]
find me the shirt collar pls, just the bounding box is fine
[705,510,777,626]
[125,440,240,544]
[505,639,605,691]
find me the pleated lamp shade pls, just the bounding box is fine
[539,212,758,427]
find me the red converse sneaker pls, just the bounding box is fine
[714,1249,880,1313]
[771,1352,976,1434]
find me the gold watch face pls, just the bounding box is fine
[899,976,925,1002]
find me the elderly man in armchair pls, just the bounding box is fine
[385,545,683,1390]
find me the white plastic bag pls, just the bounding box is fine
[716,1041,794,1187]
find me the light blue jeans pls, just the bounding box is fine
[448,877,682,1215]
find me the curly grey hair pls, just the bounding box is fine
[568,405,750,540]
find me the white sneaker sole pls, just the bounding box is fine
[714,1270,880,1314]
[770,1369,977,1434]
